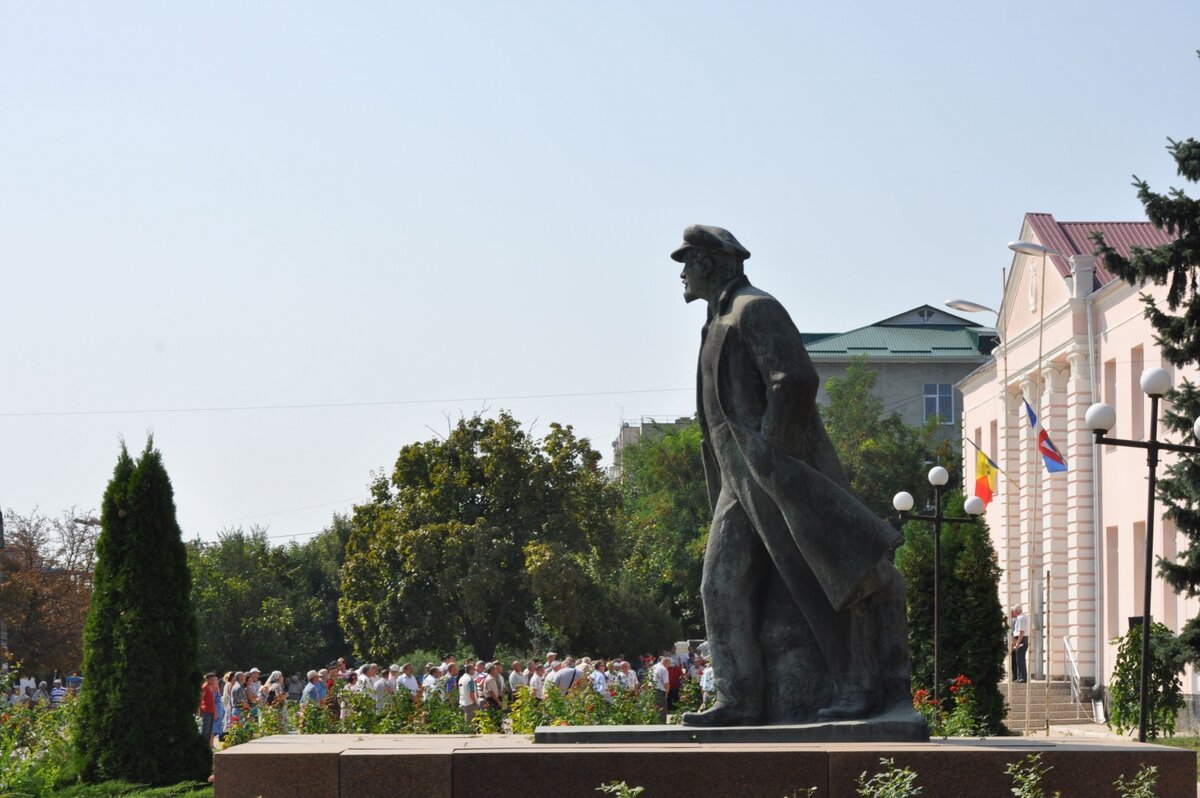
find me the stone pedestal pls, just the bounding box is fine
[533,703,928,744]
[213,733,1196,798]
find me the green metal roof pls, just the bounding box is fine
[804,325,997,361]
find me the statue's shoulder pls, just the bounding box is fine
[725,283,784,322]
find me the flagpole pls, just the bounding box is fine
[964,437,1017,494]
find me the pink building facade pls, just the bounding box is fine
[958,212,1191,692]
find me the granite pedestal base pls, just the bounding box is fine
[534,703,929,744]
[212,733,1196,798]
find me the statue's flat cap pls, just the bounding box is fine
[671,224,751,263]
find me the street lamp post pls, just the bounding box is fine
[1086,367,1200,743]
[893,467,985,708]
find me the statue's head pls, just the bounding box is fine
[671,224,751,303]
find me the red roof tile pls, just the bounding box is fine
[1023,212,1176,287]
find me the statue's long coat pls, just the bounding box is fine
[696,276,900,619]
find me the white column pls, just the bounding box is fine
[1000,387,1023,620]
[1043,364,1070,679]
[1065,349,1097,681]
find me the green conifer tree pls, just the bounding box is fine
[895,490,1008,732]
[1092,86,1200,660]
[75,439,209,784]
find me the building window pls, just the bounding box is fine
[923,384,954,424]
[1163,519,1178,629]
[1104,358,1117,452]
[1106,526,1120,639]
[1131,345,1145,440]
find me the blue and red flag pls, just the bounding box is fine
[1023,399,1067,473]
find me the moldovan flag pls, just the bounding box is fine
[974,449,998,507]
[1023,399,1068,473]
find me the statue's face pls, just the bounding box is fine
[680,250,722,303]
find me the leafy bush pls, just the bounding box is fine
[912,674,987,737]
[1,698,77,795]
[510,684,661,734]
[1108,622,1185,740]
[1114,766,1159,798]
[1005,754,1059,798]
[856,757,921,797]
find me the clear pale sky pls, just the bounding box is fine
[3,2,1198,543]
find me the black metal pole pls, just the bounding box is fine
[933,484,942,710]
[1139,395,1160,743]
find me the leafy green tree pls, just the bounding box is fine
[617,420,708,637]
[340,411,676,661]
[1107,621,1186,740]
[894,489,1007,732]
[1092,89,1200,662]
[188,518,350,675]
[75,440,209,785]
[822,357,943,523]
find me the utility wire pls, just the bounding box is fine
[0,387,693,419]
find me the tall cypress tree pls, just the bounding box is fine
[894,490,1008,732]
[75,439,209,784]
[1092,84,1200,660]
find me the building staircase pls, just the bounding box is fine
[1001,680,1094,730]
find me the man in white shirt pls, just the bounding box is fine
[590,660,612,703]
[508,660,528,696]
[1011,606,1029,683]
[653,656,671,720]
[458,666,478,724]
[398,663,419,695]
[528,664,545,700]
[422,665,441,698]
[544,660,564,692]
[375,665,395,710]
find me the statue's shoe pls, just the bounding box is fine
[681,703,762,727]
[816,692,879,721]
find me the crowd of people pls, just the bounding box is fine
[3,671,83,709]
[197,646,715,746]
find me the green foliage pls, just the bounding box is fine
[75,440,210,785]
[1092,80,1200,665]
[597,783,645,798]
[1108,621,1185,740]
[188,519,350,675]
[509,683,662,734]
[223,683,479,746]
[1005,754,1060,798]
[339,411,677,661]
[856,757,921,798]
[1093,131,1200,368]
[1115,766,1160,798]
[912,675,987,737]
[50,782,212,797]
[0,696,77,795]
[894,490,1006,732]
[617,420,709,636]
[823,357,943,524]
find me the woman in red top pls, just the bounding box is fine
[198,673,218,748]
[667,659,684,710]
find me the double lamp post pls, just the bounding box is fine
[892,468,985,710]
